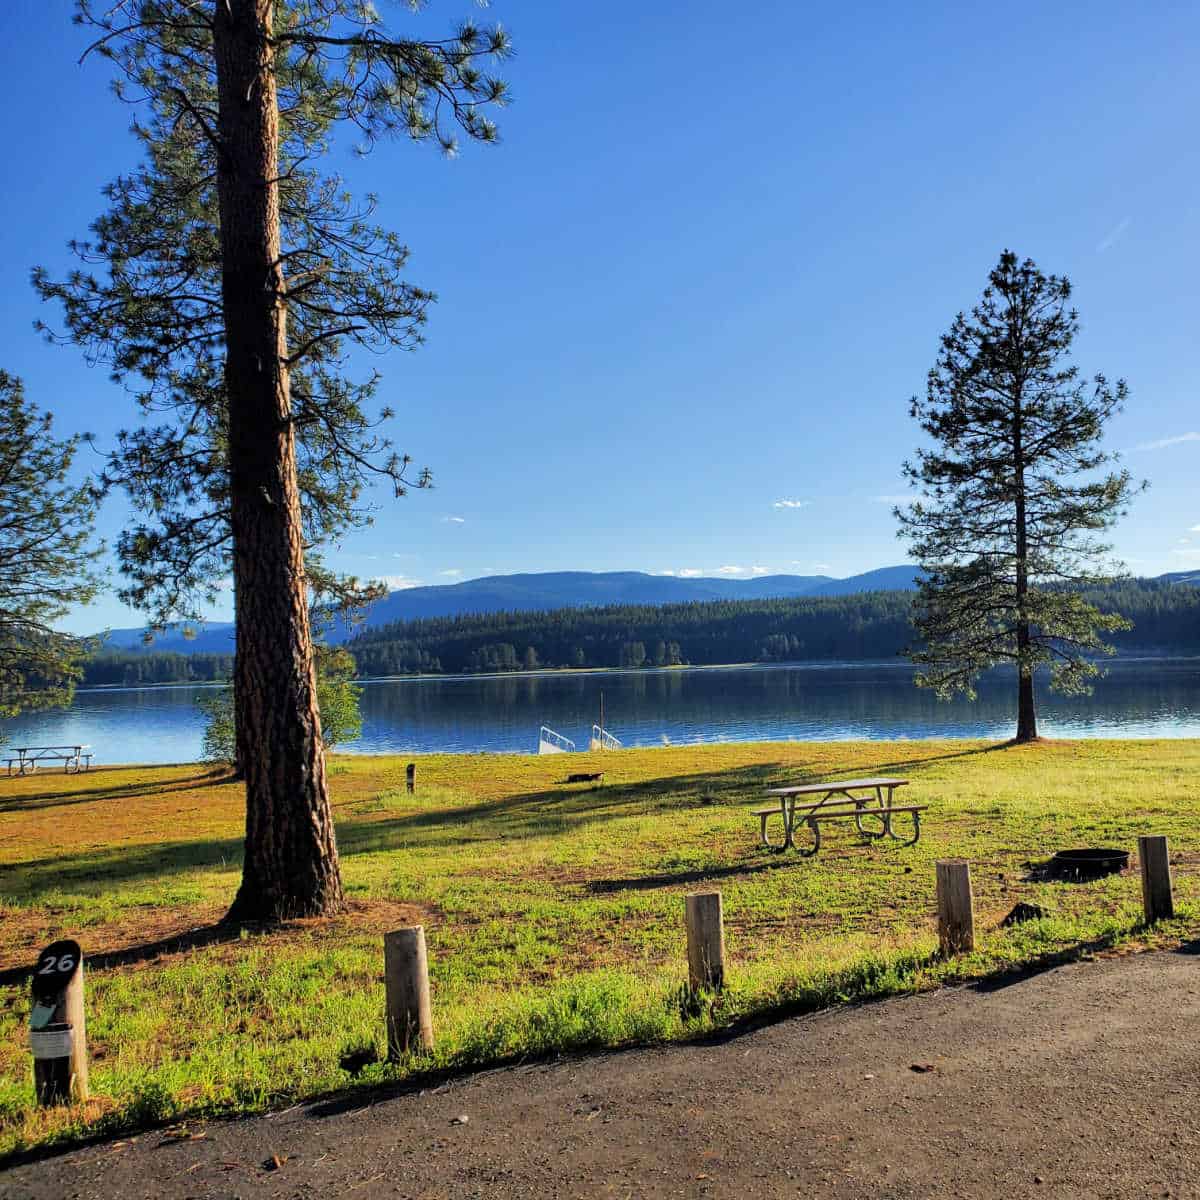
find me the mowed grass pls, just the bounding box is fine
[1,739,1198,1157]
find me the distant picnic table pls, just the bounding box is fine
[753,777,926,856]
[5,745,93,776]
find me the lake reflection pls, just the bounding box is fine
[4,659,1200,764]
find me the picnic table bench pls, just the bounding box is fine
[5,745,93,777]
[753,777,926,856]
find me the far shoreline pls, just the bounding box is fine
[74,650,1200,694]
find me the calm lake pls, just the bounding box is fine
[6,658,1200,765]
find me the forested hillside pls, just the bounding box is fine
[343,579,1200,677]
[78,580,1200,685]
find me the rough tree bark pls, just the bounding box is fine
[213,0,344,921]
[1011,358,1038,745]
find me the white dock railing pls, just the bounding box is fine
[537,725,575,755]
[590,725,622,751]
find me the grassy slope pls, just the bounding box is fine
[1,739,1198,1156]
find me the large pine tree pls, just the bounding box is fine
[897,251,1140,743]
[0,372,103,723]
[39,1,510,920]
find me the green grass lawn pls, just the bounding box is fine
[1,738,1198,1158]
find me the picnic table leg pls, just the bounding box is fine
[759,801,789,851]
[852,793,887,839]
[794,815,821,857]
[888,808,921,846]
[877,785,896,838]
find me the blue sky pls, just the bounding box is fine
[1,1,1197,632]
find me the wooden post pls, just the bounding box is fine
[30,940,88,1106]
[384,926,433,1059]
[936,860,975,956]
[1139,835,1174,923]
[685,891,725,992]
[405,762,415,794]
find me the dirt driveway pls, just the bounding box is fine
[3,951,1199,1199]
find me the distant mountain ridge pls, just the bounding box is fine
[96,566,924,653]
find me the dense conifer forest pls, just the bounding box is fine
[77,579,1200,685]
[82,651,235,687]
[342,579,1200,677]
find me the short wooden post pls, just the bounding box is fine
[384,926,433,1059]
[936,860,975,956]
[1139,835,1174,923]
[406,763,416,794]
[685,891,725,992]
[30,940,88,1106]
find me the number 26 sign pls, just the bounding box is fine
[31,939,82,1002]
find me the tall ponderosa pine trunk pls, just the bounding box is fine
[213,0,345,920]
[1012,375,1038,744]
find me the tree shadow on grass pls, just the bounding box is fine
[0,768,232,813]
[586,855,800,893]
[1,742,1013,910]
[336,740,1011,857]
[810,738,1012,782]
[964,927,1133,992]
[3,834,246,905]
[0,922,241,988]
[1,763,784,909]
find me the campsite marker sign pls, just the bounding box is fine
[30,938,88,1105]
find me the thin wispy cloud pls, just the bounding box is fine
[442,515,467,524]
[714,565,771,577]
[439,568,463,577]
[376,574,424,591]
[661,565,772,579]
[874,493,915,506]
[1131,432,1200,452]
[1096,216,1131,254]
[772,499,811,510]
[1190,525,1200,534]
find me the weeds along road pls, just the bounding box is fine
[3,950,1199,1199]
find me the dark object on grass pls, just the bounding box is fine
[1050,848,1129,881]
[1002,901,1046,927]
[339,1045,379,1076]
[565,772,604,784]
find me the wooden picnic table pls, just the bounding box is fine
[754,777,925,855]
[5,745,93,777]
